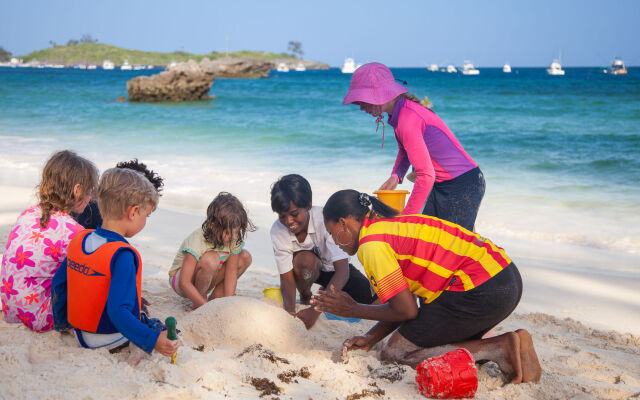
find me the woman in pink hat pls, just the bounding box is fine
[343,62,484,231]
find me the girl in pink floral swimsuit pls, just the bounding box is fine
[1,150,98,332]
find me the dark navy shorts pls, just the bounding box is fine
[422,166,485,231]
[399,262,522,348]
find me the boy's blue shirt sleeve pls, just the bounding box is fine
[106,249,160,353]
[51,257,71,331]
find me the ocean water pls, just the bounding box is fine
[1,66,639,275]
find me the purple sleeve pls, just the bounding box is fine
[395,115,435,215]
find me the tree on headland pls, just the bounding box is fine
[49,40,58,48]
[66,39,79,46]
[0,46,11,62]
[287,41,303,57]
[80,34,98,44]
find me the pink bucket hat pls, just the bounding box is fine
[342,62,408,105]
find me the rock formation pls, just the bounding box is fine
[199,57,274,78]
[126,60,215,102]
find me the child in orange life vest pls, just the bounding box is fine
[0,150,98,332]
[169,192,254,309]
[51,168,178,365]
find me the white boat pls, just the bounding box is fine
[120,61,132,70]
[547,59,565,75]
[294,63,306,72]
[276,63,289,72]
[461,61,480,75]
[341,58,361,74]
[609,58,627,75]
[102,60,114,70]
[503,63,512,73]
[446,64,457,73]
[133,65,145,70]
[147,64,154,69]
[427,64,439,72]
[87,65,97,70]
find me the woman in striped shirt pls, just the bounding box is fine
[311,190,541,384]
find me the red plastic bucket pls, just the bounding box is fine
[415,348,478,399]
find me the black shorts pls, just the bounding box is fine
[398,262,522,348]
[316,264,377,305]
[422,166,485,231]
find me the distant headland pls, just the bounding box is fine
[9,43,329,70]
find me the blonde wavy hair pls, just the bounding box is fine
[97,168,159,220]
[37,150,99,228]
[402,93,433,109]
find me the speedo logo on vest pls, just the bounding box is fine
[68,258,105,277]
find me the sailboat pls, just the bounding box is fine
[427,64,439,72]
[503,64,512,73]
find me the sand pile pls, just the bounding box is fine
[181,296,312,353]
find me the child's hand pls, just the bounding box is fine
[154,330,179,356]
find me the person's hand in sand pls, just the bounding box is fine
[295,307,321,329]
[311,285,358,317]
[342,335,375,360]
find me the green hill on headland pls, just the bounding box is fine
[21,43,298,66]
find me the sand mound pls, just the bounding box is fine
[180,296,311,352]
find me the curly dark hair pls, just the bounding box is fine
[202,192,256,248]
[115,159,164,194]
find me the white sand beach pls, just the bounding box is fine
[1,184,639,400]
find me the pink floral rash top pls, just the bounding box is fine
[0,206,84,331]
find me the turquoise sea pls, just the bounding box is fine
[1,66,639,275]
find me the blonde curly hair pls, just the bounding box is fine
[37,150,99,229]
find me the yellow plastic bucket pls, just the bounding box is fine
[262,287,283,303]
[373,190,410,212]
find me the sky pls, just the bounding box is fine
[2,0,639,67]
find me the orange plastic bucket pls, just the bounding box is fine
[373,190,410,212]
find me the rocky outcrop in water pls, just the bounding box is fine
[199,57,274,78]
[126,60,214,102]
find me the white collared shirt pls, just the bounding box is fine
[270,206,348,275]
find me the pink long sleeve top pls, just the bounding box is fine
[388,97,477,214]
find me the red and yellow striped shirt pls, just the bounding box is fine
[357,213,512,304]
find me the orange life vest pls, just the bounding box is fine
[66,230,142,334]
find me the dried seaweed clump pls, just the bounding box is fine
[277,367,311,384]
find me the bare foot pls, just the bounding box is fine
[127,342,148,367]
[492,332,523,384]
[516,329,542,383]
